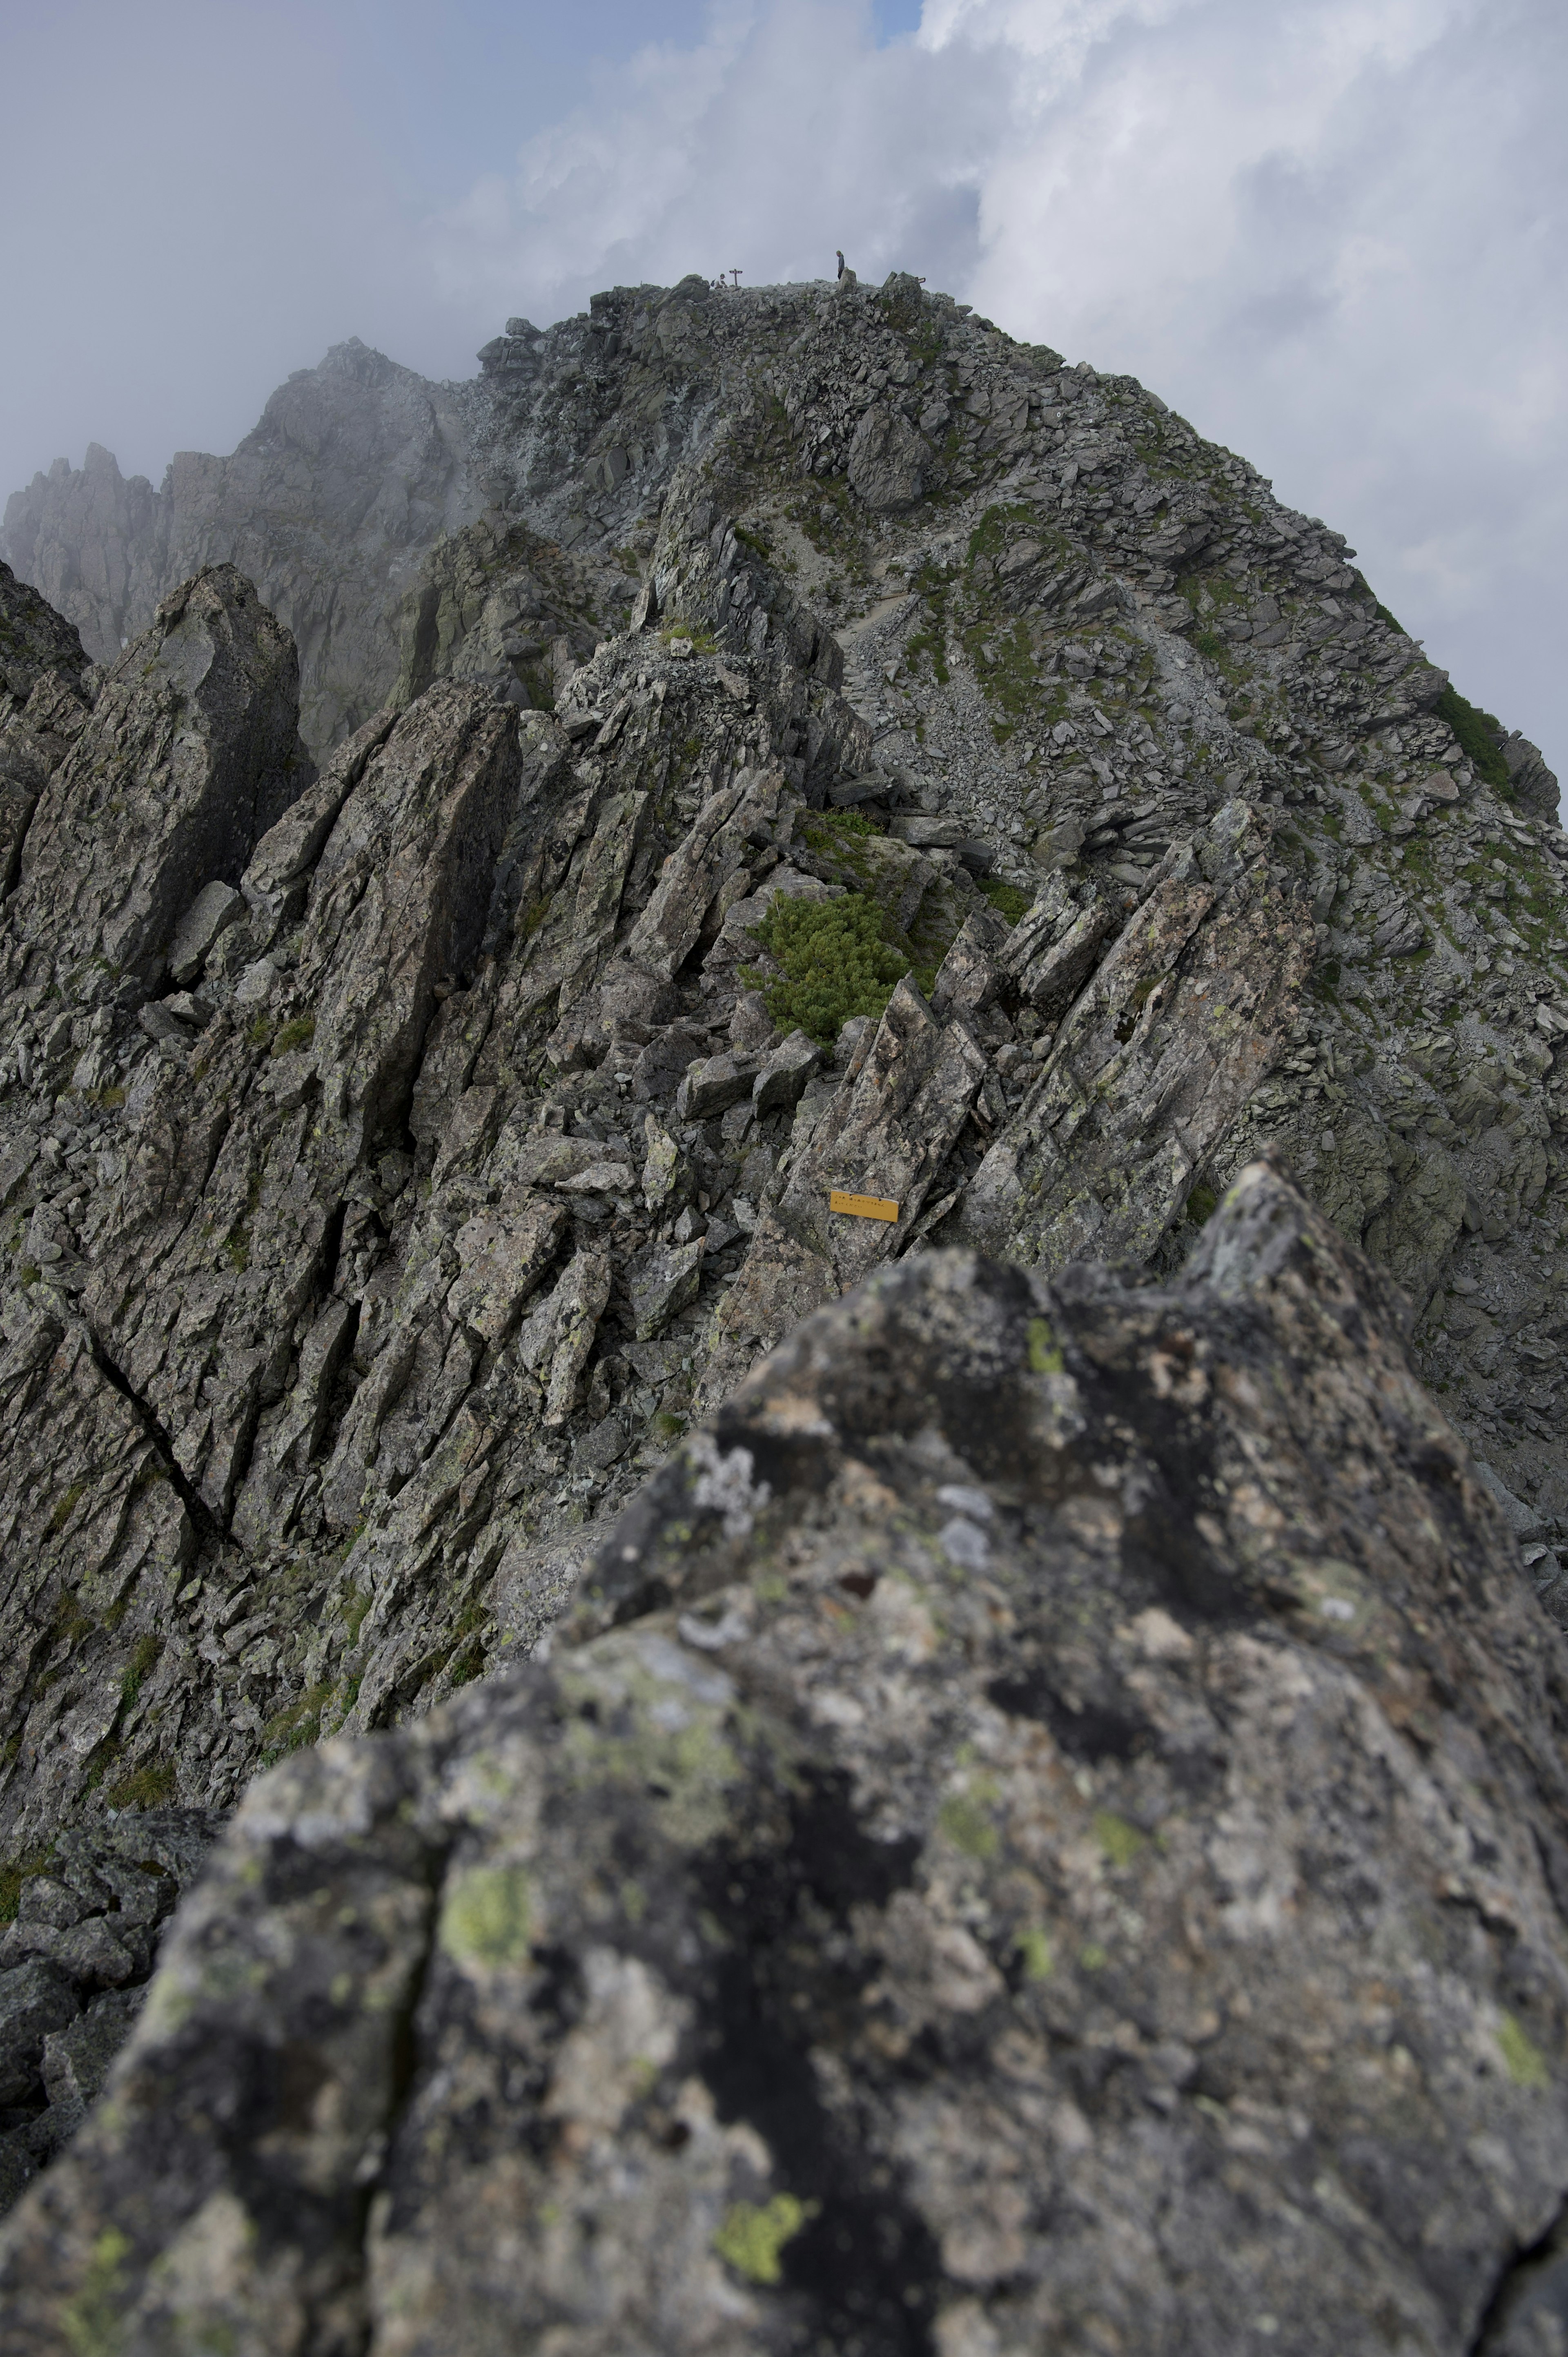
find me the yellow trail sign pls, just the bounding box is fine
[830,1190,900,1224]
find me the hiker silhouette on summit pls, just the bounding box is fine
[836,250,846,280]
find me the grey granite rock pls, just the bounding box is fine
[167,881,245,986]
[6,1165,1568,2352]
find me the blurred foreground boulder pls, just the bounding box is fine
[4,1160,1568,2354]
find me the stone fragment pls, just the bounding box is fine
[1006,888,1118,1015]
[0,560,91,705]
[961,808,1314,1269]
[242,705,399,939]
[167,881,245,985]
[554,1161,636,1197]
[846,404,929,509]
[0,1918,136,1989]
[39,1991,139,2121]
[626,1236,706,1341]
[676,1049,760,1121]
[728,991,775,1050]
[160,991,213,1029]
[889,814,966,849]
[751,1028,818,1113]
[135,1002,191,1046]
[9,565,308,998]
[542,1248,613,1427]
[304,681,521,1162]
[624,768,788,981]
[446,1195,568,1347]
[931,907,1009,1017]
[640,1115,688,1211]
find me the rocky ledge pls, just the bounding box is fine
[3,1161,1568,2353]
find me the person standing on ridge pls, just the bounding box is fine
[836,250,846,280]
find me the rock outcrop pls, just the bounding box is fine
[2,269,1567,2276]
[0,562,94,901]
[2,345,479,751]
[6,1164,1568,2353]
[4,563,308,1001]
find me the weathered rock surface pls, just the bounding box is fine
[0,1810,219,2213]
[6,1165,1568,2351]
[3,267,1568,2280]
[0,562,94,901]
[0,560,90,709]
[5,562,308,1000]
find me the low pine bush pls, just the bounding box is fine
[744,892,911,1047]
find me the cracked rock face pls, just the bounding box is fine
[5,563,309,1001]
[2,268,1568,2295]
[7,270,1565,1552]
[5,1166,1568,2353]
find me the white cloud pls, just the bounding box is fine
[423,0,1568,772]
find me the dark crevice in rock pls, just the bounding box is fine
[1469,2195,1568,2353]
[83,1329,222,1553]
[696,1769,938,2357]
[315,1195,349,1303]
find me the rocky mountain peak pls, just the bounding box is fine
[0,270,1566,2334]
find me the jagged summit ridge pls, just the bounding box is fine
[1,270,1567,2243]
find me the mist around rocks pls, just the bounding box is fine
[1,265,1568,2345]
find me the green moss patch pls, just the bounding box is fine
[118,1633,161,1708]
[439,1862,534,1971]
[0,1848,53,1925]
[103,1759,176,1810]
[1497,2010,1550,2090]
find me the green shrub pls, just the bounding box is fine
[1436,685,1511,791]
[808,807,879,841]
[659,615,718,654]
[981,878,1031,925]
[743,892,911,1047]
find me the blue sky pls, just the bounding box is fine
[2,0,1563,780]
